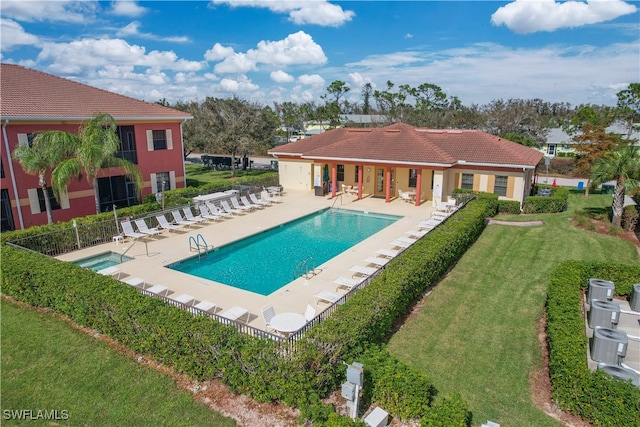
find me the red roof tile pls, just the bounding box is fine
[0,63,191,120]
[269,122,543,168]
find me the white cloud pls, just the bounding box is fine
[0,19,39,51]
[219,75,259,92]
[213,31,327,73]
[110,1,148,17]
[491,0,638,34]
[115,21,190,43]
[204,43,235,61]
[270,70,294,83]
[212,0,354,26]
[0,0,97,23]
[298,74,325,87]
[348,72,373,89]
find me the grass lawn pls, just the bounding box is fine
[387,194,638,426]
[185,163,277,187]
[0,299,236,426]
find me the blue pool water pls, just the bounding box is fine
[168,209,401,295]
[74,252,133,271]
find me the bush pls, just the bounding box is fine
[621,205,639,232]
[497,200,521,214]
[522,186,569,214]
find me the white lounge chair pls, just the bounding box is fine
[182,207,206,223]
[417,219,441,230]
[197,204,220,221]
[156,214,183,232]
[249,192,270,206]
[146,284,169,296]
[261,190,282,203]
[172,210,197,227]
[98,266,121,279]
[349,265,378,277]
[262,305,276,332]
[206,202,231,218]
[220,305,250,323]
[304,304,316,321]
[220,200,244,215]
[134,219,161,236]
[406,229,430,238]
[123,276,146,288]
[230,196,253,212]
[334,275,365,292]
[364,256,390,267]
[390,237,415,248]
[172,293,195,306]
[313,290,342,306]
[376,248,400,258]
[193,300,217,313]
[241,195,263,209]
[121,220,146,239]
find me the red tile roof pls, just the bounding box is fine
[0,63,191,121]
[269,122,543,168]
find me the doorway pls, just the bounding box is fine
[374,168,395,198]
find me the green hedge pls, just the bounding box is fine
[498,200,521,214]
[1,195,495,425]
[523,186,569,214]
[546,261,640,426]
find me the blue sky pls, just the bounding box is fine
[1,1,638,108]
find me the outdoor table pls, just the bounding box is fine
[269,312,306,334]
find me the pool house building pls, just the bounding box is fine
[268,123,544,207]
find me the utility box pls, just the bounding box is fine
[364,407,389,427]
[588,299,620,329]
[598,363,640,386]
[587,278,615,305]
[341,382,355,400]
[347,363,364,387]
[630,284,640,312]
[591,327,628,365]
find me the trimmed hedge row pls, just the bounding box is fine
[522,186,569,214]
[1,195,496,425]
[546,261,640,426]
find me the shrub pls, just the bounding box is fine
[497,200,521,214]
[522,186,568,213]
[621,205,639,232]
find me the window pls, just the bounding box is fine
[116,125,138,164]
[155,172,170,193]
[0,189,14,231]
[37,187,61,212]
[408,169,417,188]
[494,176,508,197]
[354,165,359,182]
[547,144,556,155]
[461,173,474,190]
[337,164,344,181]
[152,130,167,150]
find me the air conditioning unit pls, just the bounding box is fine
[591,327,627,365]
[587,278,614,305]
[630,284,640,312]
[588,299,620,329]
[597,363,640,387]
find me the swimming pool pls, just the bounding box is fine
[167,209,401,295]
[73,252,134,271]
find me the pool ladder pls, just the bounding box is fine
[293,256,318,280]
[189,234,214,260]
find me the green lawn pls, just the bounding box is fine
[387,194,638,426]
[184,163,277,187]
[0,299,236,426]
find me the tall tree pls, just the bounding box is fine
[51,113,143,214]
[361,82,373,115]
[174,101,207,159]
[482,98,549,147]
[615,83,640,138]
[12,131,76,223]
[591,145,640,227]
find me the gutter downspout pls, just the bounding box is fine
[180,119,188,190]
[2,119,25,230]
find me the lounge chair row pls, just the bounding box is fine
[118,276,252,322]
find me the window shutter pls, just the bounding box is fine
[27,188,41,214]
[169,171,176,190]
[507,176,515,198]
[454,173,460,188]
[166,129,173,150]
[488,175,496,193]
[18,134,29,146]
[146,130,154,151]
[150,173,157,193]
[472,174,480,192]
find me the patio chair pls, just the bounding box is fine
[97,266,121,279]
[249,192,270,206]
[123,276,146,289]
[230,196,253,212]
[220,305,250,323]
[417,218,441,230]
[133,219,161,236]
[197,204,220,221]
[206,202,231,218]
[193,300,217,313]
[172,210,198,227]
[146,284,169,296]
[349,265,378,277]
[182,206,207,223]
[172,293,195,306]
[334,275,365,292]
[398,189,412,203]
[364,256,390,267]
[121,220,146,240]
[313,290,342,306]
[220,200,244,215]
[156,214,183,232]
[262,305,276,332]
[390,237,415,248]
[241,195,264,209]
[261,190,282,203]
[304,304,316,322]
[375,248,400,258]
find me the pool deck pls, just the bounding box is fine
[57,190,437,330]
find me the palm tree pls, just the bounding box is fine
[12,131,77,223]
[51,113,143,214]
[591,145,640,227]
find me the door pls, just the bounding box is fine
[374,168,395,198]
